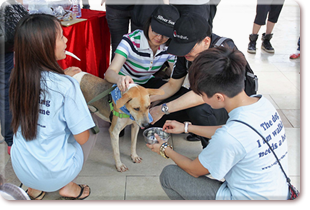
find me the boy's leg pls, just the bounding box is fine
[160,165,223,200]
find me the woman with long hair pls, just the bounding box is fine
[10,14,97,200]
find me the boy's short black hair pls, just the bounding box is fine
[188,46,247,98]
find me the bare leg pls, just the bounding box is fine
[252,23,261,34]
[27,188,45,200]
[266,21,275,34]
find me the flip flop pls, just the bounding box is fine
[27,190,46,200]
[61,184,91,200]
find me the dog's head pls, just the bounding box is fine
[116,84,164,128]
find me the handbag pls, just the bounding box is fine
[232,120,299,200]
[0,0,28,52]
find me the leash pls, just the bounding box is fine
[87,85,130,119]
[87,86,117,105]
[86,85,130,134]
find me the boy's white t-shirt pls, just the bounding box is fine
[199,95,289,200]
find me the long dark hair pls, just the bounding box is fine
[10,14,64,140]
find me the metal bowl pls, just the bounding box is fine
[143,127,170,144]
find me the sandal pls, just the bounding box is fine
[27,190,46,200]
[61,184,91,200]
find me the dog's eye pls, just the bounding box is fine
[134,108,140,111]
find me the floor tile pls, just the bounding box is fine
[270,94,300,109]
[285,128,300,177]
[281,109,300,128]
[255,71,299,95]
[125,176,169,200]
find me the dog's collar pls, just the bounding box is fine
[109,85,131,119]
[108,93,131,119]
[110,85,153,122]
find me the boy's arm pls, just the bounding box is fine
[150,90,205,124]
[147,136,209,178]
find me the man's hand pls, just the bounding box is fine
[149,105,164,125]
[64,66,82,77]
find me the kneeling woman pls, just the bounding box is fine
[104,5,179,91]
[10,14,97,200]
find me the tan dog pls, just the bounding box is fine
[73,72,164,172]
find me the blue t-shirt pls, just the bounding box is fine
[199,95,289,200]
[11,72,95,192]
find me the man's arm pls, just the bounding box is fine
[150,77,185,103]
[150,89,206,124]
[166,90,205,113]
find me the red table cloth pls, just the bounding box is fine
[58,9,111,78]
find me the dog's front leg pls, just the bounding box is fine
[109,119,128,172]
[130,122,142,163]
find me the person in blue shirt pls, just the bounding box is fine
[147,47,289,200]
[9,14,97,200]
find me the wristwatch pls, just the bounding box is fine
[161,103,170,115]
[184,122,192,134]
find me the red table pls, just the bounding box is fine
[58,9,111,78]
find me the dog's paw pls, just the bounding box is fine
[116,164,128,172]
[131,155,142,163]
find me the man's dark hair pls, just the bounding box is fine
[188,46,247,98]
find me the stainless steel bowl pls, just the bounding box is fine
[143,127,170,144]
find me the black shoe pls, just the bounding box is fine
[83,4,90,9]
[186,134,210,149]
[261,33,275,53]
[186,134,201,141]
[247,34,258,54]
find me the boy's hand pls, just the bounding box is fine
[146,134,166,155]
[163,120,185,134]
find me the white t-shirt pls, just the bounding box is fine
[11,71,95,192]
[199,95,289,200]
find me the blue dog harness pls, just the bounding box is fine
[110,85,153,122]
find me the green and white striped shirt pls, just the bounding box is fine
[115,29,176,84]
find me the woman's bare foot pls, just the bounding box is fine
[27,188,45,200]
[59,182,90,199]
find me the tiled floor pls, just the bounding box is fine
[0,0,301,202]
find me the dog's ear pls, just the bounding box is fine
[116,93,132,109]
[147,88,164,96]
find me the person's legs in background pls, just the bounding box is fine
[248,4,269,54]
[106,6,133,60]
[290,37,300,59]
[0,52,14,155]
[261,1,284,53]
[82,0,90,9]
